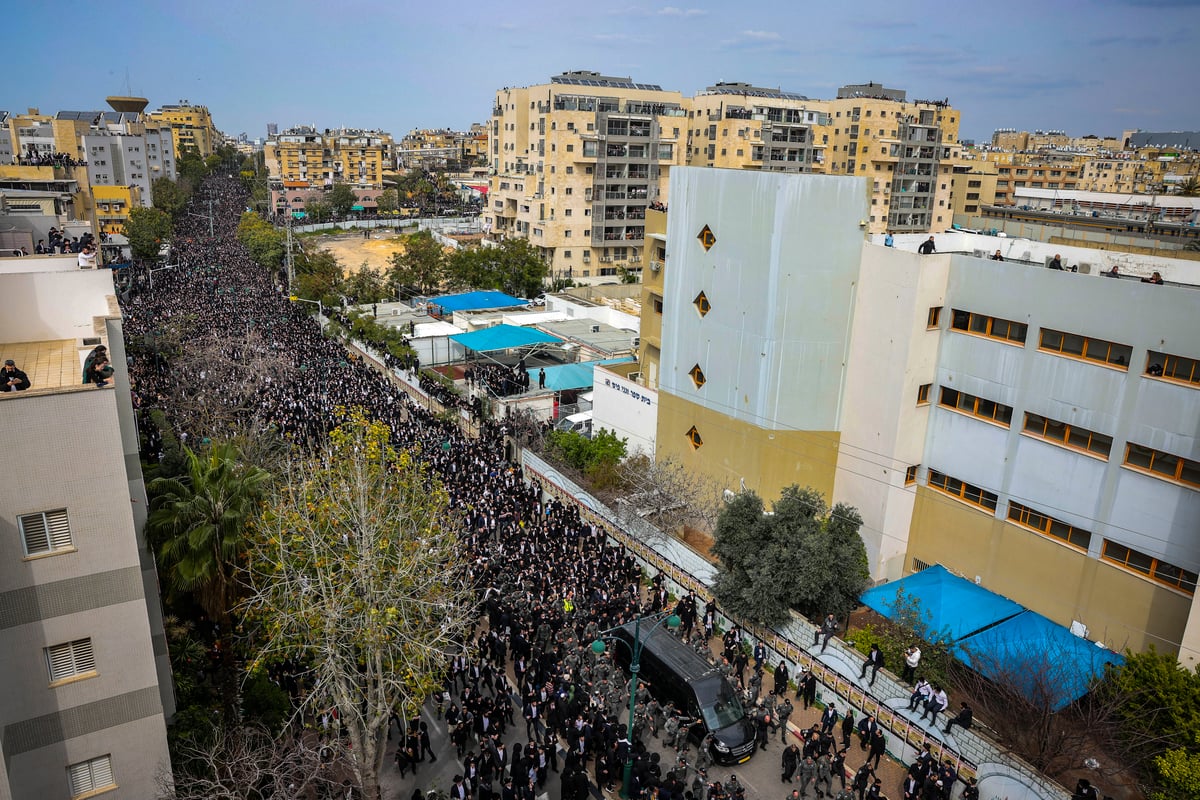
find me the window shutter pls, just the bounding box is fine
[90,755,114,789]
[47,510,72,549]
[67,761,93,795]
[19,513,49,555]
[47,642,74,681]
[71,639,95,673]
[67,755,113,796]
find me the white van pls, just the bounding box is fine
[555,411,593,438]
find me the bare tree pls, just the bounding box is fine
[616,452,725,536]
[158,724,355,800]
[240,410,475,798]
[167,327,296,442]
[952,637,1173,785]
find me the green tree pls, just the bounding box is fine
[712,485,870,626]
[178,147,209,185]
[304,197,331,223]
[125,206,173,263]
[1176,177,1200,197]
[545,428,628,487]
[445,238,548,298]
[293,249,344,305]
[241,410,475,799]
[147,442,273,627]
[152,176,190,220]
[343,264,388,304]
[1103,645,1200,753]
[389,231,445,294]
[236,212,285,270]
[328,182,358,216]
[1152,739,1200,800]
[376,188,399,214]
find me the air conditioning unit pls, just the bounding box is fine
[631,336,640,349]
[590,324,601,333]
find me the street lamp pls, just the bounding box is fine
[592,611,680,799]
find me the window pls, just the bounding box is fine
[46,638,96,683]
[927,306,942,329]
[928,469,998,512]
[1147,350,1200,387]
[19,509,72,556]
[689,364,706,388]
[1102,541,1197,594]
[1124,444,1200,488]
[905,465,919,486]
[686,425,704,449]
[1039,328,1132,369]
[1008,501,1091,550]
[653,298,663,313]
[939,387,1013,426]
[916,383,931,405]
[949,309,1027,344]
[693,291,711,317]
[1023,413,1112,458]
[68,755,115,798]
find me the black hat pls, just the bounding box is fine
[3,359,13,366]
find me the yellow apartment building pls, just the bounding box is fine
[486,71,689,283]
[686,82,828,173]
[146,101,217,156]
[815,83,963,234]
[92,184,141,235]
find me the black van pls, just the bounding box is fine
[611,621,757,765]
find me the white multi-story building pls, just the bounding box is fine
[0,258,172,799]
[654,166,1200,663]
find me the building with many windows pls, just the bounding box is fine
[687,83,827,173]
[651,166,1200,663]
[0,259,172,799]
[486,71,689,282]
[146,100,218,157]
[263,126,396,214]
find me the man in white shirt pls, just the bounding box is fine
[77,244,97,269]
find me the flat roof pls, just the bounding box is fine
[0,339,81,394]
[539,319,636,354]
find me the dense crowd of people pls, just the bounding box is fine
[125,176,952,800]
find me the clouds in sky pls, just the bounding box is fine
[0,0,1196,142]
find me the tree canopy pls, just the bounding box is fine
[241,410,474,798]
[389,231,445,295]
[125,206,173,263]
[152,176,191,220]
[711,485,870,627]
[236,212,285,271]
[445,238,548,298]
[327,182,358,216]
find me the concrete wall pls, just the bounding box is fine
[660,167,870,432]
[0,269,114,342]
[0,254,79,274]
[0,389,169,799]
[592,365,657,455]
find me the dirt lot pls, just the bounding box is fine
[312,232,407,274]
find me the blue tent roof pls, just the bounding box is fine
[957,611,1125,711]
[428,291,527,313]
[860,565,1023,642]
[449,324,562,352]
[528,358,634,391]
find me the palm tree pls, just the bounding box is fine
[1177,177,1200,197]
[147,441,273,627]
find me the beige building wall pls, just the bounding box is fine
[907,486,1193,654]
[146,102,217,156]
[637,208,667,389]
[686,84,826,172]
[487,73,688,283]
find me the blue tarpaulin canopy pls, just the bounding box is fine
[860,565,1023,641]
[527,358,634,391]
[957,611,1125,711]
[862,565,1124,709]
[428,291,527,313]
[449,324,562,352]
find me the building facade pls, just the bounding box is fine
[0,264,172,799]
[487,71,689,282]
[651,167,1200,662]
[146,101,218,157]
[264,126,396,214]
[687,83,826,173]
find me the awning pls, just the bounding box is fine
[351,205,365,211]
[957,611,1124,711]
[428,290,527,313]
[449,324,562,352]
[859,564,1023,642]
[528,357,634,391]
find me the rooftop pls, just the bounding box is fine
[0,339,81,395]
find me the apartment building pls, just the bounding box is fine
[687,83,827,173]
[0,261,172,799]
[264,126,395,213]
[397,125,487,171]
[652,166,1200,662]
[146,100,218,157]
[486,71,689,282]
[818,83,962,234]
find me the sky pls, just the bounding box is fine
[5,0,1199,145]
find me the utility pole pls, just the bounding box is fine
[208,197,214,237]
[285,211,295,292]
